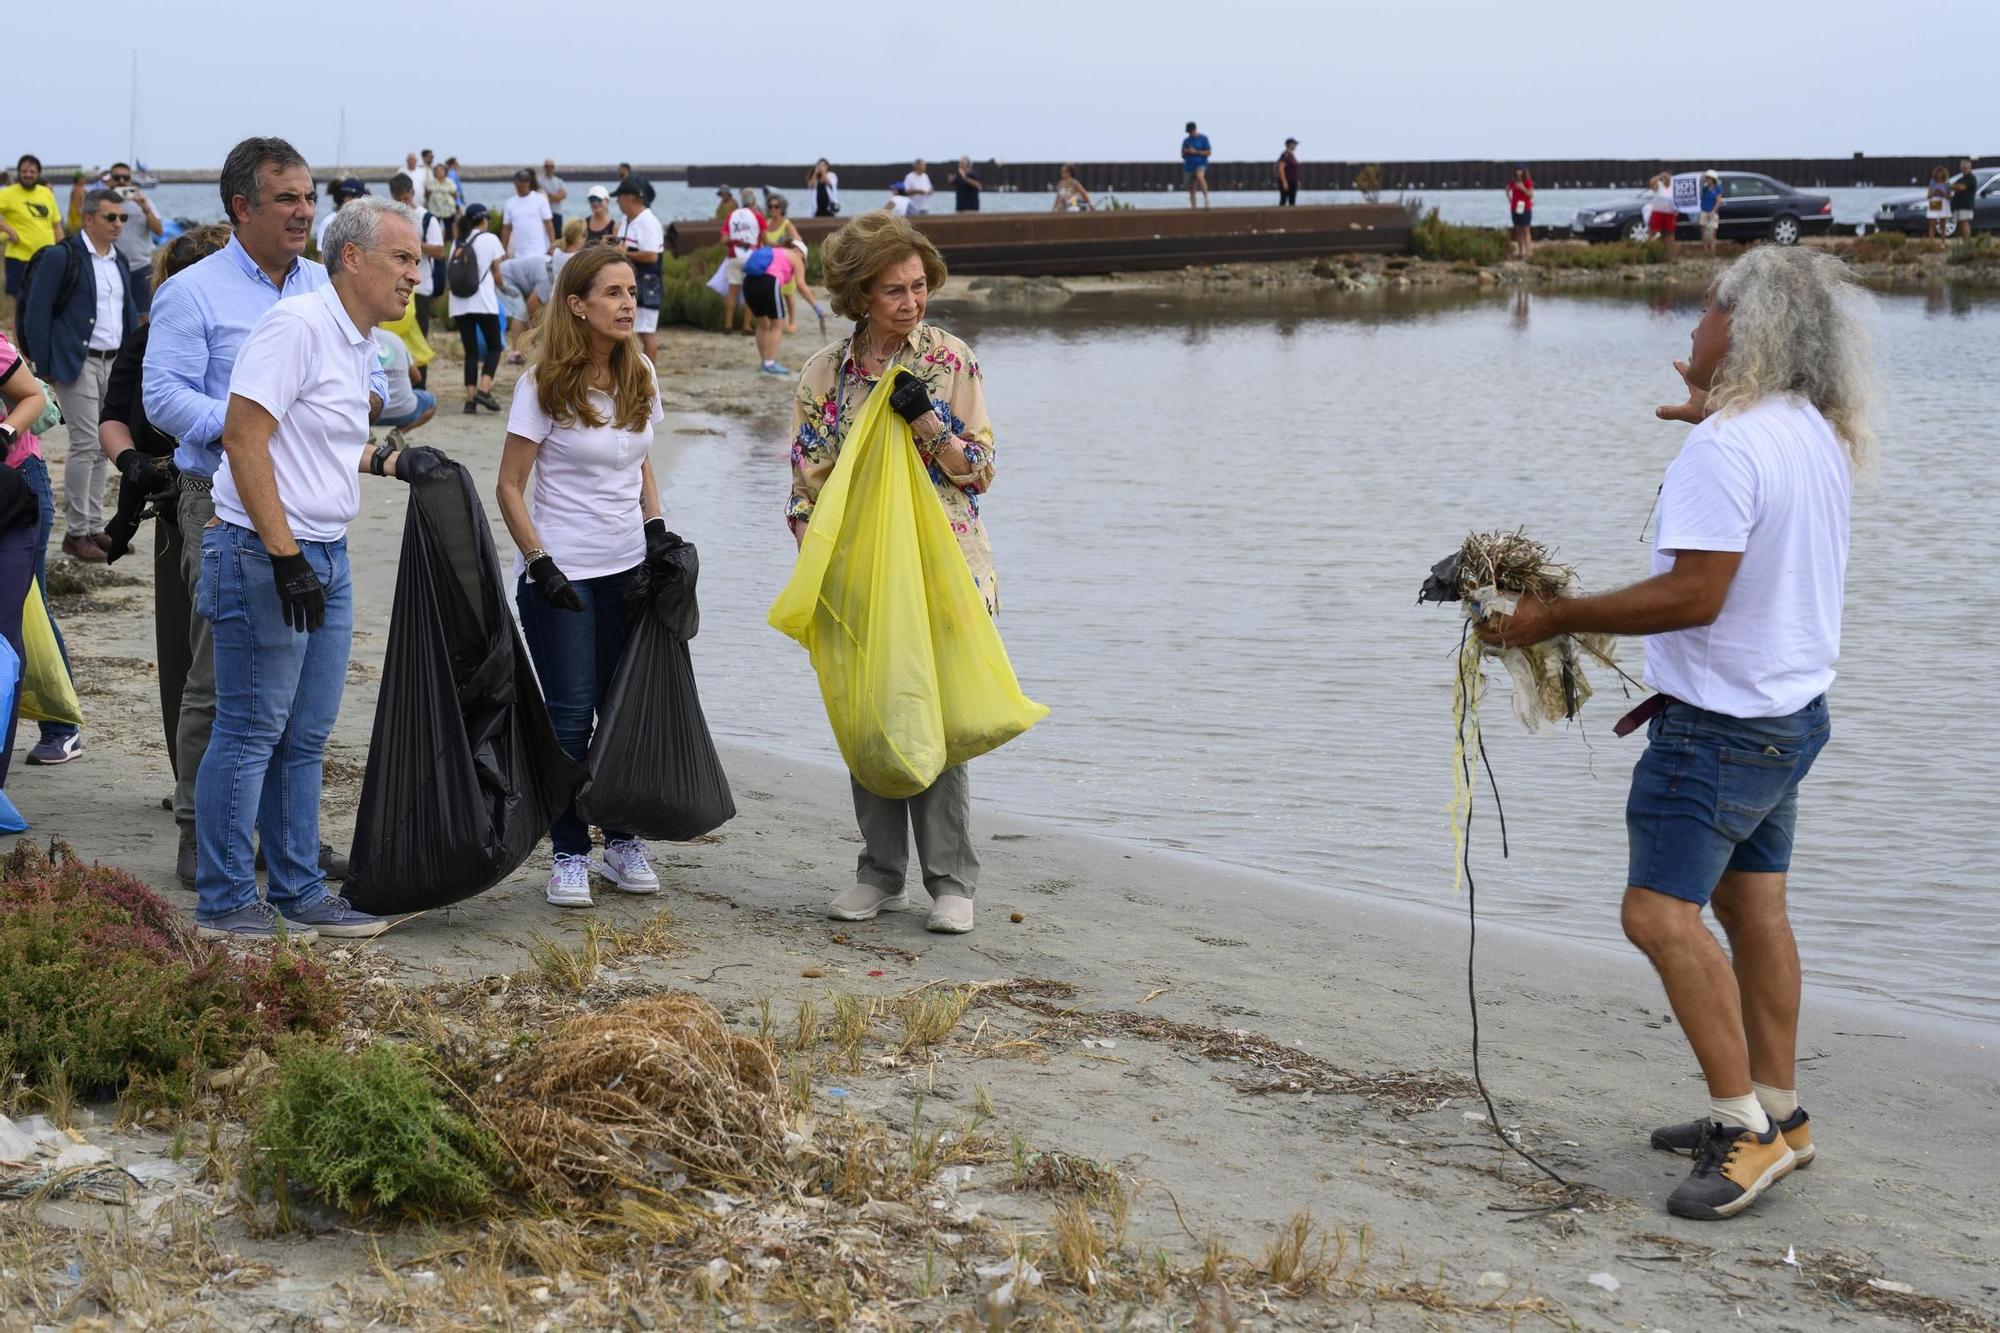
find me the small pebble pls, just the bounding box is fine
[801,967,824,978]
[1009,911,1025,923]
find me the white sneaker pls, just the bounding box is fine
[546,853,594,908]
[826,884,910,921]
[925,894,976,934]
[599,839,660,894]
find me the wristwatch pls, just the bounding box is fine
[0,425,17,450]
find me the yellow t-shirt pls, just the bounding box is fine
[0,184,61,262]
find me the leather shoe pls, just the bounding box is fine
[61,534,107,562]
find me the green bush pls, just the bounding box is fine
[0,841,339,1104]
[1947,234,1994,265]
[664,277,726,332]
[1410,209,1510,265]
[1529,240,1670,269]
[1847,230,1909,263]
[251,1040,498,1219]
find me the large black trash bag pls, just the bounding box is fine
[574,533,736,841]
[343,465,586,913]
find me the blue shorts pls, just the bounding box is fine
[378,389,435,428]
[1625,696,1830,905]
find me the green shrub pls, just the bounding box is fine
[1410,209,1510,265]
[1529,240,1669,269]
[0,841,339,1105]
[1847,230,1909,263]
[1947,234,1994,265]
[251,1040,498,1219]
[664,277,726,332]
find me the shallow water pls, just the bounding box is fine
[660,284,2000,1027]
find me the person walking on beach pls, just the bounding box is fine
[1052,164,1093,213]
[950,158,982,212]
[1479,246,1872,1222]
[722,188,766,336]
[760,195,826,335]
[583,186,618,246]
[146,135,383,885]
[106,164,164,314]
[194,195,448,941]
[496,245,668,909]
[786,211,999,935]
[19,189,140,565]
[390,173,447,339]
[902,159,934,215]
[1181,122,1212,209]
[808,159,840,217]
[1645,172,1677,250]
[611,180,664,361]
[541,159,569,232]
[446,204,506,412]
[1507,164,1534,260]
[425,162,458,228]
[1,155,64,320]
[1698,170,1722,257]
[501,168,556,326]
[1277,138,1301,207]
[1925,166,1950,239]
[1949,159,1976,239]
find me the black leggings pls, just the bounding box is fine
[457,313,501,385]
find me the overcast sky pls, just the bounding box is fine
[16,0,2000,169]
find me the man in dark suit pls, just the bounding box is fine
[20,188,139,563]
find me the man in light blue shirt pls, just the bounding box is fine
[144,135,383,887]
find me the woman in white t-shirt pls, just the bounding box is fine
[496,245,670,908]
[447,204,507,413]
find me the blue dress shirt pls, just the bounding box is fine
[143,236,386,477]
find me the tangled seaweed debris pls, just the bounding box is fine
[478,993,792,1201]
[1747,1249,1999,1333]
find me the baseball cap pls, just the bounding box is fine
[715,184,733,196]
[462,202,490,224]
[513,167,535,182]
[613,178,645,198]
[587,184,610,202]
[1285,137,1298,146]
[334,176,367,200]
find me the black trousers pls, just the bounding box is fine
[1278,185,1298,206]
[456,313,502,384]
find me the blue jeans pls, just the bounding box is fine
[16,455,77,742]
[516,565,635,856]
[378,389,435,428]
[193,522,352,919]
[1626,696,1831,906]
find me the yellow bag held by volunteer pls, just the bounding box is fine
[19,579,81,727]
[769,372,1046,799]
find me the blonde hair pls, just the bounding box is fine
[529,247,656,433]
[819,211,947,322]
[560,215,586,248]
[152,222,231,293]
[1708,246,1877,465]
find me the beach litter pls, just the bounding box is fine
[1587,1271,1621,1293]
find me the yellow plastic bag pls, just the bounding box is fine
[381,297,436,368]
[19,580,81,727]
[769,374,1046,798]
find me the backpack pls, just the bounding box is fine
[18,241,80,365]
[447,232,485,298]
[742,246,774,278]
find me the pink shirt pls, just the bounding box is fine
[0,331,43,467]
[764,248,795,286]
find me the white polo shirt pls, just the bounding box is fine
[503,190,553,258]
[215,284,376,543]
[506,366,663,580]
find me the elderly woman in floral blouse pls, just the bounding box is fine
[786,210,997,935]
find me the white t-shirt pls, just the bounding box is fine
[618,208,665,257]
[903,171,933,212]
[447,231,506,317]
[724,206,761,256]
[503,191,553,258]
[1644,395,1852,719]
[413,211,446,296]
[314,213,333,254]
[371,328,415,419]
[885,195,911,217]
[506,367,665,580]
[216,285,375,543]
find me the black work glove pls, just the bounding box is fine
[114,449,157,490]
[887,370,933,425]
[644,517,677,568]
[528,553,585,612]
[393,445,452,484]
[271,551,326,633]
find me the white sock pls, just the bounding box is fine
[1709,1092,1771,1135]
[1752,1081,1799,1121]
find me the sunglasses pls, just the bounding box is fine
[109,175,132,184]
[98,212,127,223]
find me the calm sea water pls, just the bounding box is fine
[133,180,1913,231]
[657,284,2000,1027]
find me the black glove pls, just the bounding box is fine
[271,551,326,633]
[644,517,677,567]
[887,371,933,425]
[393,445,452,484]
[528,553,585,612]
[114,448,157,489]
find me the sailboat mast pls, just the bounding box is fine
[128,51,139,165]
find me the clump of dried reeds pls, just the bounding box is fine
[1450,527,1618,732]
[477,993,790,1201]
[1452,527,1577,604]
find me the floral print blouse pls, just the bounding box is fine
[788,322,1000,611]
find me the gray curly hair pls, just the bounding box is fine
[1709,246,1878,464]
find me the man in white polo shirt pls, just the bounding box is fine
[1479,247,1872,1224]
[195,196,452,942]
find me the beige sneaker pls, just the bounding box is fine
[925,895,975,934]
[827,884,909,921]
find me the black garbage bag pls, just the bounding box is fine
[342,465,586,914]
[573,533,735,841]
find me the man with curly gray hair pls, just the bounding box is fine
[1478,245,1875,1223]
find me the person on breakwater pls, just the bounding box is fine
[1181,121,1212,209]
[495,244,668,909]
[951,157,981,213]
[1276,138,1300,207]
[195,196,451,942]
[902,159,933,215]
[1052,164,1093,213]
[807,159,840,217]
[1479,246,1873,1222]
[786,211,998,936]
[1507,164,1534,260]
[145,136,384,887]
[446,204,506,413]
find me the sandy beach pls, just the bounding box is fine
[4,308,1996,1330]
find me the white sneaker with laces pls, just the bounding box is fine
[599,839,660,894]
[826,884,909,921]
[546,853,594,908]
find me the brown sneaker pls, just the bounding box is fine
[1666,1121,1797,1220]
[1652,1106,1814,1167]
[61,534,107,562]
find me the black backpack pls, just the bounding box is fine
[447,231,485,298]
[19,240,80,365]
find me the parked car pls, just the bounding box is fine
[1569,173,1833,245]
[1874,167,1999,237]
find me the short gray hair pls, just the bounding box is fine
[1710,246,1878,464]
[323,197,421,275]
[83,188,121,218]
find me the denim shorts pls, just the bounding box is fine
[1625,696,1830,905]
